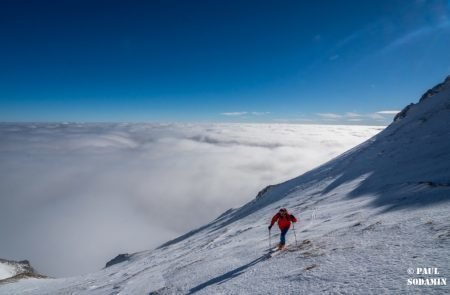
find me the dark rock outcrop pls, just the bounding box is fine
[255,185,274,199]
[393,103,414,121]
[419,76,450,102]
[0,258,47,285]
[105,253,131,268]
[394,75,450,121]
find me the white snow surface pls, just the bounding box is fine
[1,79,450,294]
[0,263,16,281]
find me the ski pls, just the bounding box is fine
[267,245,288,257]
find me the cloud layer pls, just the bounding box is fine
[0,123,382,277]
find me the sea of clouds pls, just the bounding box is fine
[0,123,382,277]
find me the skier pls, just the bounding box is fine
[268,208,297,250]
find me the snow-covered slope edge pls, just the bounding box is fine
[1,76,450,294]
[0,259,46,285]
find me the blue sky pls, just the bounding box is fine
[1,0,449,124]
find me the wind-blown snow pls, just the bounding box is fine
[0,123,381,277]
[1,78,449,294]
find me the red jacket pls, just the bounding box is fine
[270,212,297,230]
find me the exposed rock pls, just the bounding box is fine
[393,103,414,121]
[255,185,274,199]
[105,253,131,268]
[394,75,450,122]
[0,258,47,285]
[419,75,450,102]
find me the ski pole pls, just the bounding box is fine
[269,228,271,249]
[292,223,298,246]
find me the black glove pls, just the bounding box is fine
[268,225,272,230]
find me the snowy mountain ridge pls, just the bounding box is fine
[1,76,450,294]
[0,259,46,285]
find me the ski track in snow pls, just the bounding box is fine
[1,78,450,294]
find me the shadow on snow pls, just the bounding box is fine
[187,254,271,294]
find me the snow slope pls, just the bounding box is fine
[1,77,450,294]
[0,263,15,281]
[0,259,44,283]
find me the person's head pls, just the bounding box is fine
[279,208,287,216]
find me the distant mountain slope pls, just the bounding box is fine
[1,76,449,294]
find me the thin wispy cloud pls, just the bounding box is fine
[220,111,269,116]
[314,110,399,124]
[329,54,340,61]
[376,110,400,115]
[345,112,363,118]
[335,31,361,49]
[221,112,248,116]
[273,118,314,123]
[316,113,343,119]
[250,112,270,116]
[368,113,386,120]
[381,20,450,54]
